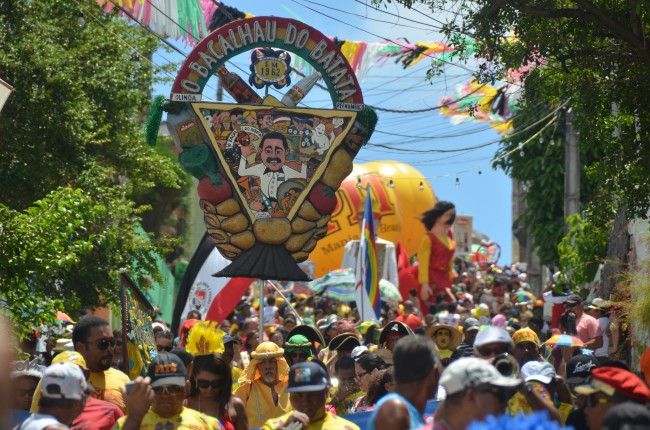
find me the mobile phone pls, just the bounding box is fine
[125,382,135,395]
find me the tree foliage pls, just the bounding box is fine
[380,0,650,271]
[0,0,183,334]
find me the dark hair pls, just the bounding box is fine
[364,325,378,345]
[39,396,79,409]
[357,353,387,374]
[187,310,202,320]
[244,331,258,352]
[189,353,232,417]
[155,330,174,341]
[72,316,109,347]
[420,201,455,230]
[170,347,194,368]
[261,132,289,150]
[334,356,356,373]
[393,335,440,384]
[267,296,276,306]
[365,367,394,406]
[559,312,578,335]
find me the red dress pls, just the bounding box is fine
[418,231,455,301]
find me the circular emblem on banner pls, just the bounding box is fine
[249,48,291,89]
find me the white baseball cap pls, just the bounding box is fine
[474,326,513,348]
[41,362,88,400]
[351,346,368,361]
[440,357,521,395]
[521,361,557,385]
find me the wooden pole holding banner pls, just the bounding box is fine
[259,280,264,344]
[266,280,304,325]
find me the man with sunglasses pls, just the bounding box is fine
[511,328,542,365]
[563,294,602,351]
[284,335,312,366]
[427,357,521,430]
[71,316,130,413]
[155,330,174,353]
[473,326,514,360]
[115,353,221,430]
[575,366,650,430]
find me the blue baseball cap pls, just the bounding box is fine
[286,362,330,393]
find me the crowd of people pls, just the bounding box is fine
[4,264,650,430]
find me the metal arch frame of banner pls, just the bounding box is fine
[170,16,364,107]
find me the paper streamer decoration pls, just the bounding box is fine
[120,272,157,380]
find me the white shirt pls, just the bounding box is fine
[14,413,62,430]
[595,316,610,356]
[238,158,307,200]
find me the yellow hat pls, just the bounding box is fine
[52,351,87,370]
[512,327,540,347]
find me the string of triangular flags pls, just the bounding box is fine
[98,0,541,134]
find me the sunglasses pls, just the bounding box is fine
[91,339,116,351]
[515,342,538,352]
[475,385,516,403]
[477,345,511,357]
[152,385,183,395]
[157,345,173,352]
[289,351,308,360]
[197,379,225,390]
[16,388,36,398]
[587,394,610,408]
[115,341,123,347]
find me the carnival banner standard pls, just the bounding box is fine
[120,272,157,380]
[164,16,377,281]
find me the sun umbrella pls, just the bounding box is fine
[514,291,536,303]
[56,311,75,323]
[308,268,356,302]
[544,333,584,347]
[309,268,399,303]
[379,279,402,304]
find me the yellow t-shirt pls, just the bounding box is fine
[31,368,130,413]
[262,410,360,430]
[327,389,364,415]
[234,379,290,429]
[507,381,573,423]
[113,407,221,429]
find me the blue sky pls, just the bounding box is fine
[152,1,514,264]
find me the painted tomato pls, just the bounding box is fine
[307,182,337,215]
[197,174,232,204]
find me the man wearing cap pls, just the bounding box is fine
[575,366,650,430]
[564,355,600,430]
[222,335,243,390]
[513,361,573,423]
[426,357,521,430]
[368,336,442,430]
[234,342,290,428]
[563,294,602,351]
[284,335,313,366]
[262,362,360,430]
[511,328,542,365]
[451,318,480,360]
[586,298,611,361]
[473,326,513,360]
[19,363,89,430]
[114,353,221,430]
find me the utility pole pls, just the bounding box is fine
[564,108,580,228]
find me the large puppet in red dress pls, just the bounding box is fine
[416,201,456,312]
